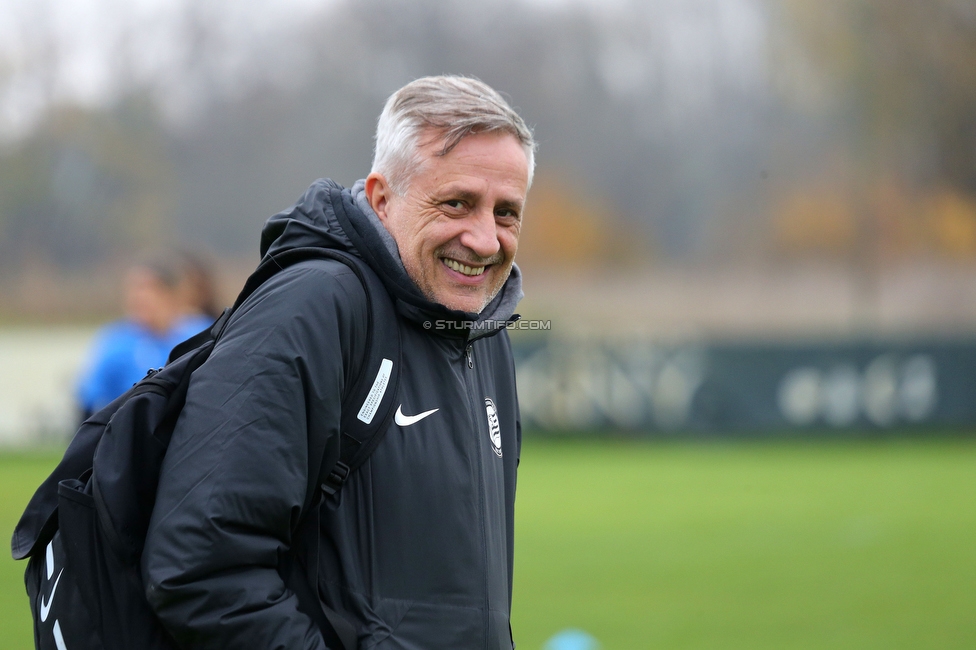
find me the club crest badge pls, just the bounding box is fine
[485,397,502,457]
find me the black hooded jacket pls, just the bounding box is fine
[142,179,522,649]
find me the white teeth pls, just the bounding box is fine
[442,258,486,276]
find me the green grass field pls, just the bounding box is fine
[3,438,975,649]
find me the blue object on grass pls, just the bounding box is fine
[543,628,601,650]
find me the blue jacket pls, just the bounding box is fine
[77,315,213,414]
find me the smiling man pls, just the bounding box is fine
[142,76,535,649]
[366,128,528,314]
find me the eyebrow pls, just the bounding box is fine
[439,188,523,212]
[443,189,481,204]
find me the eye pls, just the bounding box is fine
[495,207,520,222]
[443,199,466,210]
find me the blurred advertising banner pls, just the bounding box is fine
[513,337,974,434]
[2,326,973,444]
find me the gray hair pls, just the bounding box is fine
[371,75,536,195]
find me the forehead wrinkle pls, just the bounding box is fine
[427,181,484,202]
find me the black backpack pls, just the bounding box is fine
[11,247,402,650]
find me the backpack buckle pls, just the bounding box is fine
[320,461,350,497]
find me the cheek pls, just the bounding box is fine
[398,230,440,280]
[499,226,520,257]
[387,218,421,259]
[421,222,463,256]
[392,207,447,255]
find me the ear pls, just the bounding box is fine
[365,172,394,223]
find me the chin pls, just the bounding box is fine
[447,299,485,314]
[435,292,489,314]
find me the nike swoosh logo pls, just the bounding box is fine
[40,569,63,622]
[394,405,439,427]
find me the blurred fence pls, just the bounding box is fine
[2,327,974,444]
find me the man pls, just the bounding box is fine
[142,76,535,649]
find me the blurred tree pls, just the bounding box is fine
[0,0,772,267]
[927,189,976,258]
[516,171,650,270]
[0,98,176,271]
[766,0,976,333]
[771,0,976,225]
[773,186,857,258]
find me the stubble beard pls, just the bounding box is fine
[413,254,513,314]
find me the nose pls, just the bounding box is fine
[458,208,501,260]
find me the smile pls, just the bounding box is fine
[442,258,487,277]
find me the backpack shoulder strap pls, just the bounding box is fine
[258,247,399,650]
[221,245,401,505]
[319,250,402,498]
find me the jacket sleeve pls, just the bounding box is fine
[142,260,367,650]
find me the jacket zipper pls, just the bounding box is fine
[462,341,492,649]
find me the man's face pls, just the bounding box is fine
[366,130,529,314]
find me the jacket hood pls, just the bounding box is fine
[259,179,523,340]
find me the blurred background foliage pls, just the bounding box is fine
[3,5,976,644]
[0,0,975,330]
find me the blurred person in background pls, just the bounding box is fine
[177,250,223,320]
[75,252,218,419]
